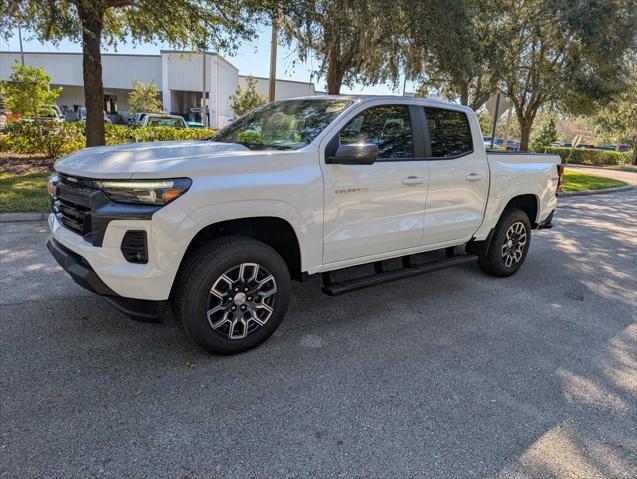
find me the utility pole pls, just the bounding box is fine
[268,16,278,102]
[202,50,208,127]
[18,27,25,66]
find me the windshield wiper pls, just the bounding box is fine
[240,143,295,151]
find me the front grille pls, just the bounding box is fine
[53,174,96,238]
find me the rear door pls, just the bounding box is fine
[421,106,489,246]
[321,102,429,264]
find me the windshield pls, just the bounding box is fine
[212,99,352,150]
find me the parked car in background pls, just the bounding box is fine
[139,113,186,128]
[48,95,562,355]
[186,121,206,129]
[79,107,112,124]
[37,105,65,123]
[128,112,148,126]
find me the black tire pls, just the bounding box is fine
[478,208,532,277]
[173,236,291,355]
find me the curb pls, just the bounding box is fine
[0,211,50,222]
[560,185,634,197]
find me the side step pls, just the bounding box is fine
[321,254,477,296]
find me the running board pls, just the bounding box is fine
[321,254,477,296]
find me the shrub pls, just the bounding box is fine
[1,121,85,157]
[528,145,631,166]
[0,122,216,158]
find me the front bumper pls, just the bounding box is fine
[47,237,116,296]
[48,189,199,300]
[47,237,167,321]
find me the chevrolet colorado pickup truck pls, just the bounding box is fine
[47,96,562,354]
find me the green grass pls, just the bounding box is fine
[0,169,629,213]
[562,171,628,192]
[0,172,51,212]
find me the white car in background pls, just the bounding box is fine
[37,105,65,123]
[128,112,148,126]
[79,107,112,124]
[138,113,187,128]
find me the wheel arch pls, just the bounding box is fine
[179,216,304,281]
[504,194,540,227]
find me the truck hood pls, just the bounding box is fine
[54,141,254,179]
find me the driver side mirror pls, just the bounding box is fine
[327,143,379,165]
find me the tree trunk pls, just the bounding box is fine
[631,132,637,165]
[519,119,532,152]
[458,83,469,106]
[79,5,105,147]
[326,44,344,94]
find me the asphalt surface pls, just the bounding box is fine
[2,191,636,479]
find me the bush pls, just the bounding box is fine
[0,122,216,158]
[1,121,85,157]
[105,124,215,144]
[528,145,632,166]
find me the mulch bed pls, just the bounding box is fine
[0,153,55,175]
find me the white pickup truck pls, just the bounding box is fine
[47,96,562,354]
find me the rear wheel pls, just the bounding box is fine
[174,237,291,355]
[479,208,531,277]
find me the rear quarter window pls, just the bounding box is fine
[424,107,473,158]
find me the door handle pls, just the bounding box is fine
[402,176,425,185]
[465,173,483,182]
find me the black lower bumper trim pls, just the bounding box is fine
[105,296,168,323]
[47,238,116,296]
[47,238,167,322]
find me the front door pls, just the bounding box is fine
[321,103,429,265]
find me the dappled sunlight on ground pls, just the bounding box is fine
[495,192,636,479]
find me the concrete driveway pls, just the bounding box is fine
[1,190,636,479]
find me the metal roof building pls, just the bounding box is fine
[0,50,318,128]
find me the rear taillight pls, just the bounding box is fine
[556,164,565,196]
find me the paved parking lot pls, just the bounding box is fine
[1,190,636,479]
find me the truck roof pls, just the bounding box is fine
[283,94,472,112]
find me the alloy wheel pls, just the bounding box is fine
[501,221,527,268]
[206,263,278,340]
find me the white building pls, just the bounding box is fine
[0,50,318,127]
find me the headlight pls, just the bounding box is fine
[47,173,59,197]
[96,178,192,206]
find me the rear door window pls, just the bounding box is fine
[424,107,473,158]
[340,105,414,159]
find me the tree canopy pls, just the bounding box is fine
[281,0,410,94]
[498,0,636,150]
[410,0,505,110]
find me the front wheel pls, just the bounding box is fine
[479,208,532,277]
[173,237,291,355]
